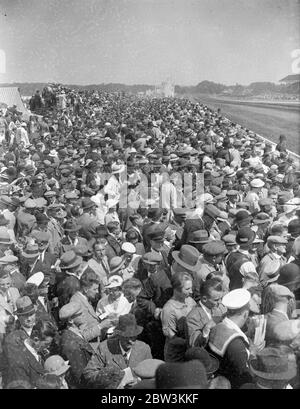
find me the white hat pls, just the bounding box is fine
[250,178,265,188]
[111,163,125,174]
[26,272,45,287]
[105,275,123,289]
[222,289,251,310]
[106,198,119,209]
[121,242,136,254]
[287,198,300,206]
[24,198,37,209]
[105,122,111,127]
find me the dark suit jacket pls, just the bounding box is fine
[3,342,45,387]
[137,269,173,319]
[83,338,152,388]
[22,252,57,283]
[106,235,122,261]
[60,329,94,388]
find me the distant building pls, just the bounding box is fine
[279,74,300,85]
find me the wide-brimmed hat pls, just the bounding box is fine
[109,257,126,274]
[15,296,36,316]
[188,230,210,244]
[22,244,39,259]
[172,245,201,272]
[114,313,143,338]
[44,355,70,376]
[60,250,82,270]
[249,347,297,381]
[105,274,124,289]
[111,163,125,174]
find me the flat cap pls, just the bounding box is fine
[222,234,236,245]
[222,289,251,310]
[59,302,82,321]
[202,240,226,256]
[267,235,288,244]
[133,359,164,379]
[142,252,163,264]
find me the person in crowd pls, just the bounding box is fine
[0,84,299,389]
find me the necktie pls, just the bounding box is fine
[123,352,129,366]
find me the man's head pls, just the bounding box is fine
[199,278,223,309]
[122,278,142,303]
[222,289,251,328]
[16,296,36,330]
[93,241,107,260]
[0,269,12,295]
[79,270,99,302]
[29,320,57,355]
[267,236,287,256]
[115,313,143,352]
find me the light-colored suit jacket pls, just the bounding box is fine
[70,291,102,342]
[0,287,20,334]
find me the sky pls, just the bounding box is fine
[0,0,299,85]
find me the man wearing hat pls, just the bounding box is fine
[76,198,101,241]
[83,314,152,388]
[245,346,297,389]
[245,178,265,213]
[0,269,20,340]
[28,230,58,281]
[147,224,170,276]
[225,227,258,291]
[226,190,239,212]
[259,235,287,278]
[0,227,14,258]
[0,255,26,290]
[142,208,165,251]
[136,252,172,359]
[186,278,226,348]
[187,229,211,254]
[61,220,89,253]
[197,241,227,284]
[0,195,16,242]
[3,319,57,388]
[1,295,37,378]
[59,302,95,388]
[46,204,64,256]
[208,289,254,389]
[16,198,37,237]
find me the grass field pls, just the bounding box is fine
[189,94,300,155]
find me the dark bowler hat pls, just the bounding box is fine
[188,230,210,244]
[235,209,252,222]
[236,227,255,245]
[114,314,143,338]
[16,296,36,316]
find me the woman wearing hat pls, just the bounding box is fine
[96,275,131,324]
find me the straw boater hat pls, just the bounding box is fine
[22,244,40,259]
[0,228,13,245]
[109,256,126,274]
[60,250,82,270]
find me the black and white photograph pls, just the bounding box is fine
[0,0,299,393]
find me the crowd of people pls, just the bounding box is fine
[0,84,299,389]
